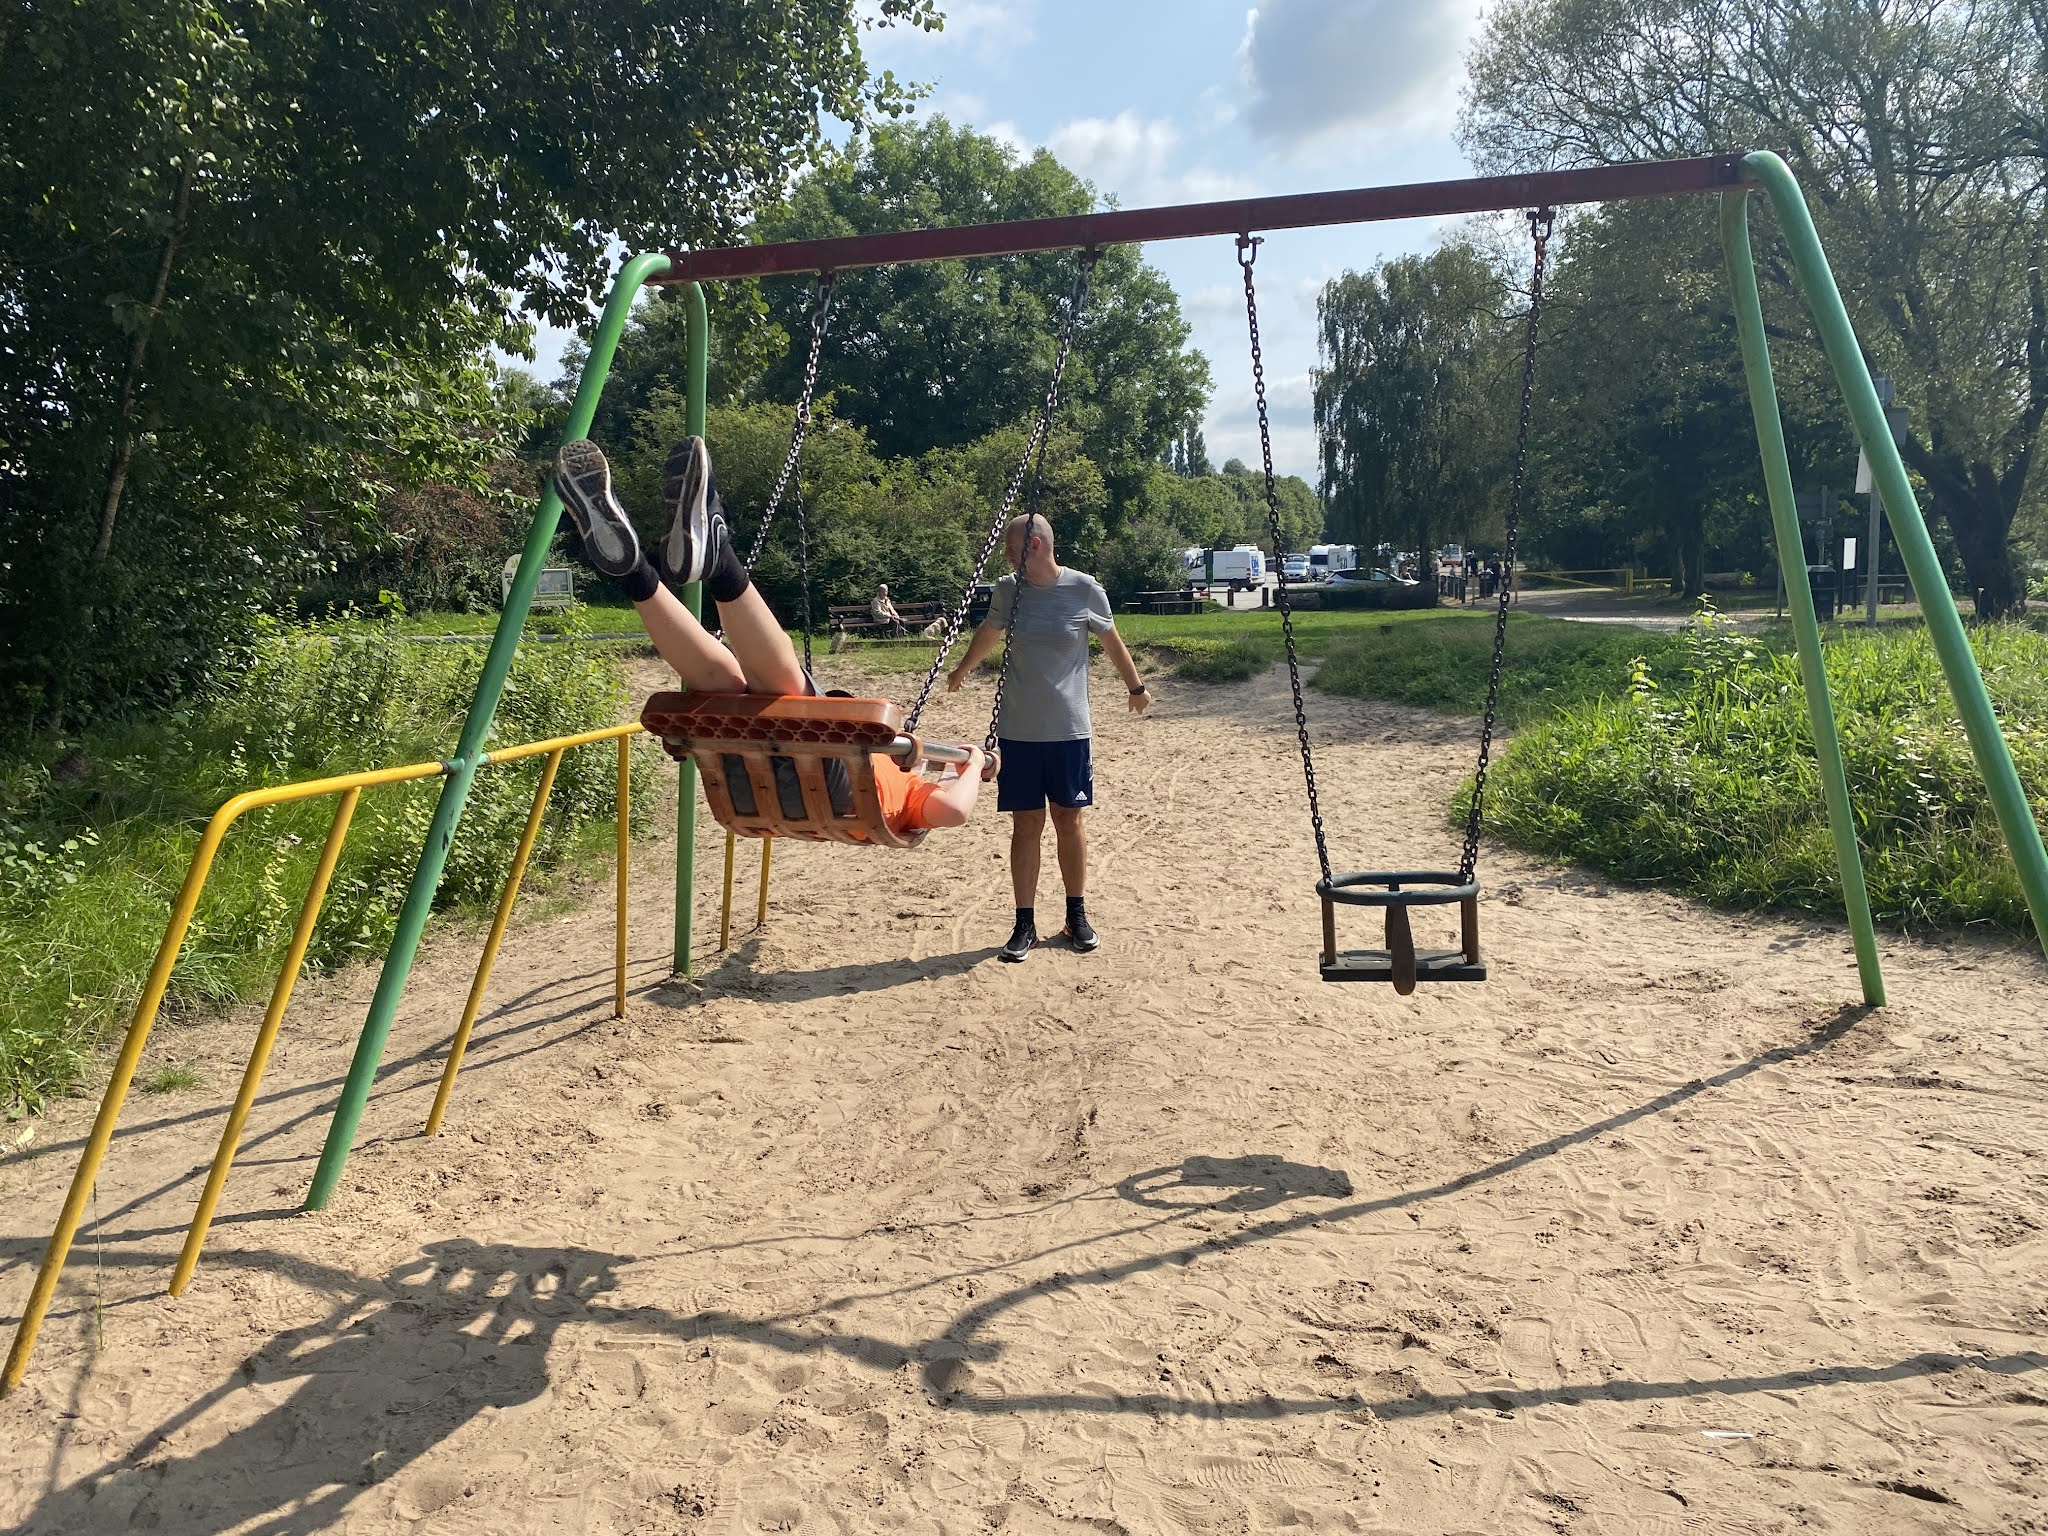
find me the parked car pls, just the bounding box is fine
[1280,554,1312,582]
[1329,567,1415,587]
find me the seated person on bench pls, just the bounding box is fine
[870,583,909,636]
[552,436,989,834]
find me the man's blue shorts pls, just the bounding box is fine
[995,737,1094,813]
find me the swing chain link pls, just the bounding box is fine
[795,481,814,675]
[1459,207,1554,886]
[744,271,836,574]
[906,250,1099,737]
[1240,233,1333,888]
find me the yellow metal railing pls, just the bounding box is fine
[4,722,643,1392]
[718,830,774,950]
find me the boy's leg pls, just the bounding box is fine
[637,583,746,693]
[662,437,806,697]
[713,585,807,696]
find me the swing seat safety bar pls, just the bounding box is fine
[1318,872,1485,995]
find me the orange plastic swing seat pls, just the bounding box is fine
[640,691,930,849]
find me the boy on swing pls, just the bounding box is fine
[552,436,990,835]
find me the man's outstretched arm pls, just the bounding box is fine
[945,621,1004,690]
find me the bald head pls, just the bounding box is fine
[1004,512,1055,568]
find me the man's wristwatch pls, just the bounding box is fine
[1129,683,1147,695]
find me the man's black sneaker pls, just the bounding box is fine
[552,440,643,577]
[1063,914,1100,952]
[660,436,731,586]
[999,921,1038,963]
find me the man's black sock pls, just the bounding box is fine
[1013,907,1036,934]
[619,558,661,603]
[1065,895,1086,926]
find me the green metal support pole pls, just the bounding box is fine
[1742,152,2048,961]
[674,281,708,975]
[1721,189,1887,1006]
[305,252,674,1210]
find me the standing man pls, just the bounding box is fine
[947,512,1151,961]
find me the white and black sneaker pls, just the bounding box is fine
[552,440,643,577]
[661,435,733,587]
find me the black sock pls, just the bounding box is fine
[1066,895,1087,926]
[619,558,660,603]
[1013,906,1036,934]
[706,534,750,605]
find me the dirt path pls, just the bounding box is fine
[3,660,2044,1534]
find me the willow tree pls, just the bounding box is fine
[1313,243,1508,566]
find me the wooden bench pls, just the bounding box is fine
[827,600,947,643]
[1125,588,1204,615]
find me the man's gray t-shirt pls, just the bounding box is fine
[988,568,1115,741]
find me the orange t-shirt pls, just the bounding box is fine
[872,757,939,834]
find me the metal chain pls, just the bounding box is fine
[744,272,836,573]
[905,250,1099,735]
[794,481,814,675]
[1239,234,1333,888]
[1459,207,1554,885]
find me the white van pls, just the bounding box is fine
[1307,544,1356,582]
[1187,544,1266,592]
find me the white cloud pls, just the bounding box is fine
[1048,112,1179,199]
[1237,0,1480,149]
[884,0,1037,63]
[1044,112,1258,208]
[926,89,988,122]
[982,120,1032,161]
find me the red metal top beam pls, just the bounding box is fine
[652,155,1756,285]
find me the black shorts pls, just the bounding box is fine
[995,737,1094,812]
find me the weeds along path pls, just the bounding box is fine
[2,660,2043,1534]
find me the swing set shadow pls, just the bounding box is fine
[8,151,2048,1399]
[7,1000,2043,1532]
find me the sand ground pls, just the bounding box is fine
[2,657,2044,1535]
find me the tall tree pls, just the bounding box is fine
[1530,198,1851,594]
[743,119,1212,508]
[0,0,935,729]
[1463,0,2048,617]
[1314,243,1506,566]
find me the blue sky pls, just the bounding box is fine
[528,0,1490,482]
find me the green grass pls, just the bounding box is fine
[1,618,658,1116]
[139,1063,201,1094]
[1311,613,1686,726]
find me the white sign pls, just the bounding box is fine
[1855,447,1873,495]
[1842,536,1858,570]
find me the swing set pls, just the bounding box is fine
[8,151,2048,1394]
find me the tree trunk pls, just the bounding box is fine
[93,163,193,569]
[1944,490,2025,620]
[1905,437,2027,621]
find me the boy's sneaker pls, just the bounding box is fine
[552,440,643,577]
[1063,914,1100,952]
[660,436,732,586]
[999,919,1038,963]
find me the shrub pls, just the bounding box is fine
[1485,609,2048,931]
[1097,518,1190,605]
